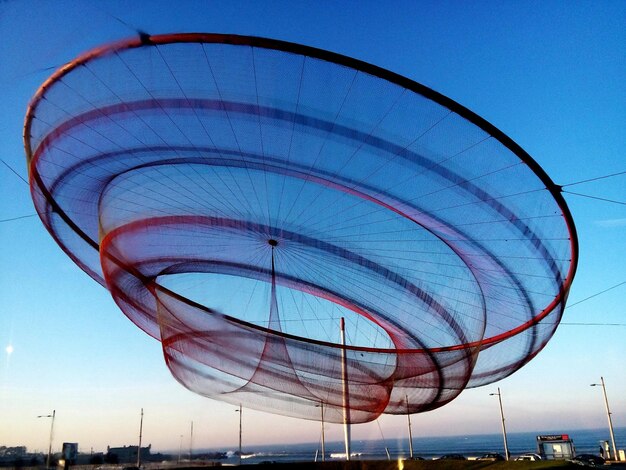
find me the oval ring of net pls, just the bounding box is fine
[25,33,577,423]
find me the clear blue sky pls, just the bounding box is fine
[1,0,624,455]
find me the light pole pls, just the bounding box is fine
[37,410,55,469]
[178,434,183,464]
[591,377,617,461]
[406,395,414,459]
[235,405,242,466]
[315,402,325,462]
[137,408,144,468]
[340,317,351,461]
[189,421,193,462]
[489,388,509,460]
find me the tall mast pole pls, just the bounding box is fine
[340,317,351,461]
[406,395,414,459]
[137,408,143,468]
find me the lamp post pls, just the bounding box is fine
[489,388,509,460]
[178,434,183,464]
[137,408,143,468]
[406,395,414,459]
[235,405,242,466]
[189,421,193,462]
[315,402,326,462]
[37,410,55,469]
[340,317,351,461]
[591,377,617,461]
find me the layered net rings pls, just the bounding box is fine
[25,33,577,423]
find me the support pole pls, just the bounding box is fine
[406,395,414,459]
[137,408,144,468]
[340,317,351,461]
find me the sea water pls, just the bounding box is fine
[213,427,626,464]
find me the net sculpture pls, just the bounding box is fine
[25,34,577,424]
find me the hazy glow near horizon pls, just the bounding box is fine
[0,0,624,455]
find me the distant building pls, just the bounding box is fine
[106,445,151,463]
[0,447,26,458]
[77,452,104,465]
[0,446,38,467]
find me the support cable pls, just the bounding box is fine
[1,157,29,185]
[562,190,626,206]
[375,419,391,460]
[561,170,626,188]
[87,2,143,35]
[0,214,37,223]
[565,281,625,309]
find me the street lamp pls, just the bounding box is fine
[339,317,351,461]
[137,408,144,468]
[235,405,242,466]
[315,402,326,462]
[178,434,183,464]
[37,410,55,469]
[189,421,193,462]
[489,388,509,460]
[591,377,617,461]
[406,395,414,459]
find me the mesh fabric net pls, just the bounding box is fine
[25,34,576,423]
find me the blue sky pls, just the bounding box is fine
[1,0,624,454]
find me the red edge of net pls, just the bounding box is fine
[23,32,579,354]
